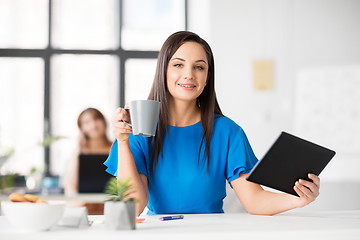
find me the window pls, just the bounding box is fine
[50,54,119,175]
[122,0,185,50]
[0,0,187,178]
[51,0,119,50]
[0,0,48,49]
[125,59,157,102]
[0,58,44,174]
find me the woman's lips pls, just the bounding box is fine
[178,83,196,89]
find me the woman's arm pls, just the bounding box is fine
[117,141,149,216]
[230,173,320,215]
[63,147,80,196]
[112,108,149,216]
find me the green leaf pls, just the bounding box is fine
[41,136,66,147]
[104,177,135,202]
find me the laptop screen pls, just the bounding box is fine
[78,154,112,193]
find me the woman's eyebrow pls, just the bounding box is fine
[171,57,185,61]
[195,59,207,64]
[171,57,207,64]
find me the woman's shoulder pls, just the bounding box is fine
[213,115,249,142]
[214,114,243,131]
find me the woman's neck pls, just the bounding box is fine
[83,136,111,153]
[168,98,201,127]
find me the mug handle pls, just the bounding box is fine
[121,120,132,127]
[121,107,132,127]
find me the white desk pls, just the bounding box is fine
[0,211,359,240]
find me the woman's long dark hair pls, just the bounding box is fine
[148,31,223,174]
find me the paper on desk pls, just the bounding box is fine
[57,206,90,228]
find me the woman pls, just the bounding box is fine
[104,31,320,216]
[64,108,113,195]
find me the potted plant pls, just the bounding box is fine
[0,146,15,193]
[104,177,136,230]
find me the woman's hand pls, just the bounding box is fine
[111,107,133,142]
[292,173,320,208]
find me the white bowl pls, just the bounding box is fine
[1,201,65,231]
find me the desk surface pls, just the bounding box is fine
[0,210,360,240]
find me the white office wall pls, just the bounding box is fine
[190,0,360,183]
[292,0,360,68]
[187,0,212,43]
[210,0,293,160]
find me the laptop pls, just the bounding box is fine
[246,132,336,196]
[78,154,113,193]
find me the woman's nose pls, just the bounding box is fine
[88,121,96,129]
[183,66,194,80]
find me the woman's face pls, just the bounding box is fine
[166,41,208,104]
[79,112,106,139]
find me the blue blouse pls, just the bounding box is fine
[104,115,258,214]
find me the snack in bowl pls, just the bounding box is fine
[24,194,40,202]
[8,193,47,203]
[36,198,48,203]
[2,194,65,231]
[8,193,29,202]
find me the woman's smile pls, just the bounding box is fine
[178,83,196,90]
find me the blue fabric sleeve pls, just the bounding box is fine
[103,135,148,178]
[103,140,119,177]
[226,127,258,184]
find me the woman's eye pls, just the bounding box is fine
[174,63,182,67]
[195,66,204,70]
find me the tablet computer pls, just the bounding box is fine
[246,132,336,196]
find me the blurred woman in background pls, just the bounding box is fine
[64,108,112,195]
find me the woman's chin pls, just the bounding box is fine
[87,133,103,139]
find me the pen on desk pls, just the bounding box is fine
[159,215,184,221]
